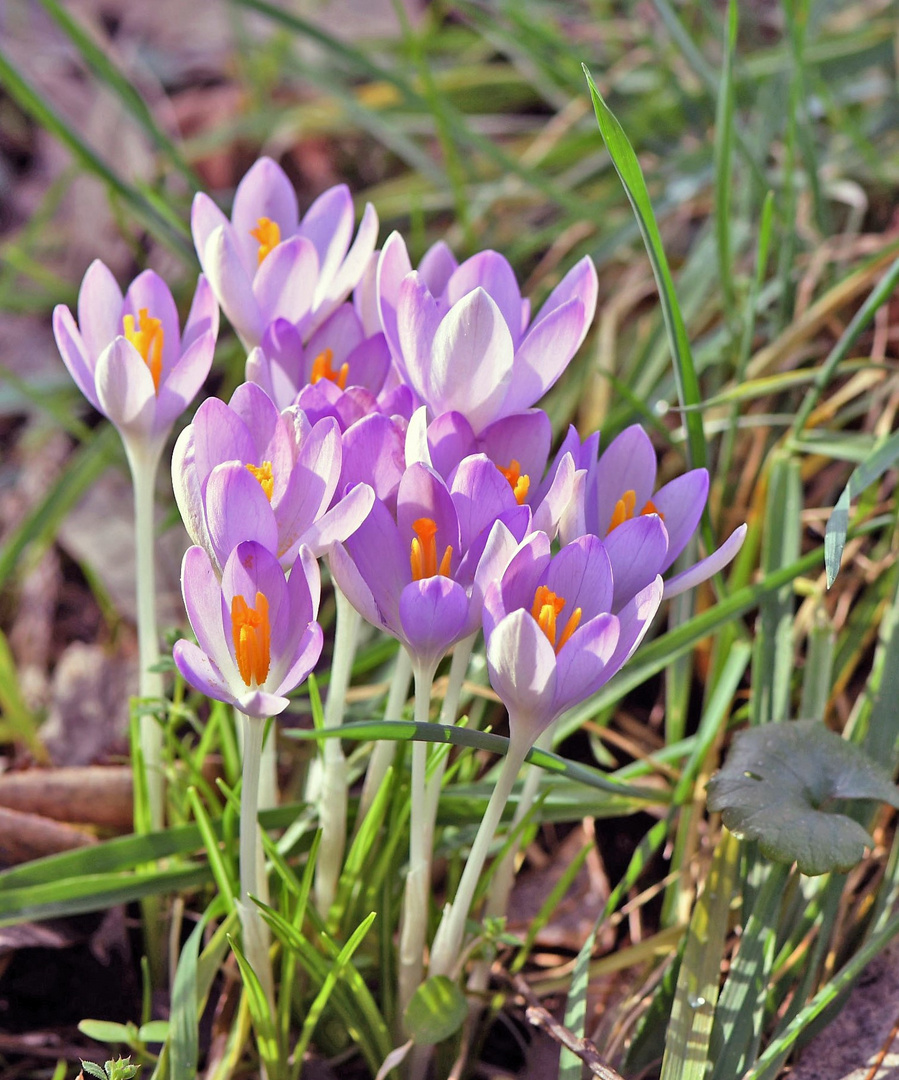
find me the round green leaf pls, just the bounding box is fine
[707,720,899,875]
[403,975,467,1045]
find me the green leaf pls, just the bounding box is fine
[403,976,467,1046]
[79,1062,108,1080]
[707,720,899,875]
[78,1021,135,1045]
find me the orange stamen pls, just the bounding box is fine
[498,459,530,505]
[410,517,453,581]
[250,217,281,265]
[310,347,350,390]
[246,461,274,501]
[122,308,163,393]
[231,591,271,687]
[531,584,581,653]
[607,489,664,532]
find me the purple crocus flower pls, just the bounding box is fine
[560,423,747,600]
[192,158,378,348]
[245,305,392,412]
[171,381,373,570]
[329,458,530,677]
[174,541,323,719]
[483,532,663,751]
[52,261,218,454]
[376,232,597,433]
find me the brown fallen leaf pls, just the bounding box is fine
[0,766,133,831]
[0,805,96,867]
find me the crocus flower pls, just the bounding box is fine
[172,381,373,571]
[52,261,218,457]
[174,541,323,719]
[329,458,530,677]
[245,305,392,412]
[192,158,378,348]
[483,531,663,751]
[376,232,597,433]
[560,423,747,600]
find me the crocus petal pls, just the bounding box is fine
[417,239,457,296]
[531,451,576,539]
[376,230,415,366]
[397,463,460,565]
[553,613,619,713]
[232,156,299,274]
[427,411,477,478]
[395,273,445,399]
[343,498,408,633]
[123,270,181,371]
[340,413,406,505]
[399,576,470,670]
[252,235,318,330]
[182,274,220,354]
[53,305,101,411]
[273,622,324,699]
[445,250,523,344]
[235,688,292,720]
[205,464,279,567]
[181,545,232,668]
[192,397,256,483]
[173,639,234,706]
[292,482,375,560]
[497,297,586,417]
[425,287,515,432]
[530,256,598,342]
[451,455,517,551]
[405,406,432,468]
[315,201,380,320]
[592,425,657,536]
[650,469,709,571]
[663,524,748,599]
[202,224,262,345]
[329,540,393,635]
[228,381,284,461]
[607,576,664,670]
[603,515,669,612]
[94,338,157,440]
[298,184,354,295]
[485,608,558,740]
[492,531,552,619]
[543,534,614,620]
[192,192,234,274]
[479,410,552,487]
[77,260,123,359]
[275,417,341,551]
[172,427,212,555]
[306,304,364,368]
[154,330,216,435]
[222,541,289,650]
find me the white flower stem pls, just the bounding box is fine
[126,443,165,833]
[428,732,531,980]
[239,713,274,1010]
[313,585,360,915]
[358,645,412,821]
[237,708,278,812]
[397,660,436,1025]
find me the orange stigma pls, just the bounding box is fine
[123,308,163,392]
[608,489,663,532]
[250,217,281,264]
[531,584,582,653]
[231,592,271,686]
[410,518,453,581]
[310,347,349,390]
[246,461,274,501]
[498,460,530,505]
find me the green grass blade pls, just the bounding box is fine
[168,911,208,1080]
[714,0,738,324]
[229,936,283,1080]
[660,830,740,1080]
[583,67,706,472]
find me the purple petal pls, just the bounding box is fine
[397,463,460,569]
[340,413,406,503]
[201,224,262,345]
[293,482,375,560]
[450,455,517,551]
[314,201,379,320]
[252,235,318,329]
[395,273,445,399]
[154,330,216,435]
[172,427,211,555]
[651,469,709,571]
[496,531,552,615]
[543,535,614,621]
[531,256,598,337]
[53,305,101,411]
[446,251,522,343]
[343,497,408,632]
[418,240,457,296]
[182,274,220,354]
[553,613,620,713]
[306,304,364,368]
[479,410,552,486]
[191,193,232,276]
[181,545,232,669]
[273,622,323,699]
[342,333,390,395]
[94,338,157,439]
[275,416,341,549]
[77,260,123,359]
[427,411,477,479]
[376,231,414,366]
[328,540,394,635]
[205,463,279,566]
[498,297,586,417]
[192,397,255,482]
[663,524,747,599]
[174,639,234,706]
[222,541,289,655]
[531,451,576,538]
[122,270,181,372]
[485,608,557,736]
[228,381,283,460]
[427,288,515,432]
[603,515,669,612]
[235,688,292,719]
[232,157,299,276]
[591,425,658,537]
[607,576,664,671]
[399,575,470,670]
[298,184,354,295]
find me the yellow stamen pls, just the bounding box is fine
[250,217,281,265]
[498,459,530,505]
[310,347,350,390]
[531,584,581,653]
[231,591,271,687]
[410,517,453,581]
[122,308,163,393]
[608,489,664,532]
[246,461,274,501]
